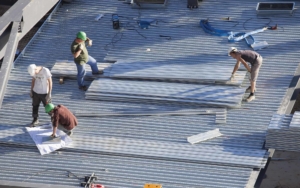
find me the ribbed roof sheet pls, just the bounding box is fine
[0,145,255,188]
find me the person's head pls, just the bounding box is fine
[228,47,238,58]
[27,64,38,77]
[76,31,87,41]
[45,103,55,116]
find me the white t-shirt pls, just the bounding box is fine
[33,67,52,94]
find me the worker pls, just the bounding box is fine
[228,47,263,102]
[45,103,78,137]
[28,64,52,127]
[71,31,102,91]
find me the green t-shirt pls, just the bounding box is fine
[71,40,88,65]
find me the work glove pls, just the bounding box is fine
[230,73,235,81]
[87,39,93,47]
[30,90,33,98]
[46,93,51,103]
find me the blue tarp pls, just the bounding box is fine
[199,20,266,47]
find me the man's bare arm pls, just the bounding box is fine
[47,77,52,94]
[232,60,241,75]
[73,49,82,58]
[238,57,251,72]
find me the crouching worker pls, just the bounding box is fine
[45,103,78,137]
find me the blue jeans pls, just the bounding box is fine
[75,55,99,87]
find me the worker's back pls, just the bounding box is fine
[52,104,78,130]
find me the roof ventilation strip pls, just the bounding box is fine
[256,2,295,15]
[131,0,168,9]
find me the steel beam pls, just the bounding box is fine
[0,21,19,108]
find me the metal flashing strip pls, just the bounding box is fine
[187,128,223,144]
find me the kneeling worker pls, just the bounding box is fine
[45,103,78,137]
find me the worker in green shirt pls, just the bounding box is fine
[70,31,102,91]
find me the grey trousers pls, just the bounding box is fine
[57,124,74,134]
[251,56,263,82]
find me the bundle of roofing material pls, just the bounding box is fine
[106,60,247,85]
[265,113,300,151]
[50,60,112,79]
[85,78,245,108]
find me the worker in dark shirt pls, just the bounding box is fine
[45,103,78,137]
[228,47,263,102]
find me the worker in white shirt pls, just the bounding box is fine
[28,64,52,127]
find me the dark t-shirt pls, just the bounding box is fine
[238,50,261,66]
[52,105,78,130]
[71,40,88,65]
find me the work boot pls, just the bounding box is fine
[30,118,39,127]
[246,93,255,102]
[92,70,103,75]
[246,86,256,93]
[79,85,88,91]
[66,131,73,137]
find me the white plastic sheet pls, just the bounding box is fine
[26,123,72,155]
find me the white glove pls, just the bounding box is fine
[46,93,51,103]
[30,90,33,98]
[230,73,235,81]
[88,39,93,46]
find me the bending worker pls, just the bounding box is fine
[45,103,78,137]
[28,64,52,127]
[228,47,263,102]
[71,31,102,91]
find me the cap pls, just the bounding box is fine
[228,47,238,56]
[27,64,36,77]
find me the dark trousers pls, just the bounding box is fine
[32,91,50,118]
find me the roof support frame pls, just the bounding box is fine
[0,21,20,109]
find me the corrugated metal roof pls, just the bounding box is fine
[0,145,255,188]
[1,0,300,187]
